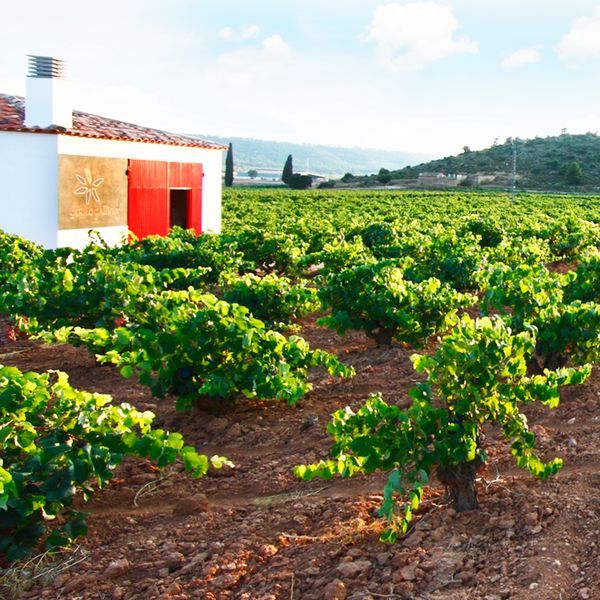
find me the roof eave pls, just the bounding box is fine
[0,126,228,150]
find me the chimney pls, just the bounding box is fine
[25,55,72,129]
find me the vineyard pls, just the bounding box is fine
[0,188,599,599]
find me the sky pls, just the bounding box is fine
[3,1,600,156]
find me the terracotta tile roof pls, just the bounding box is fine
[0,93,227,150]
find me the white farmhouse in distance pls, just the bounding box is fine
[0,56,226,249]
[417,172,458,189]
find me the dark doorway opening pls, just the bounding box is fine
[169,189,189,229]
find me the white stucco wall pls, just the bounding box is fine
[0,131,58,247]
[57,225,129,250]
[58,136,223,234]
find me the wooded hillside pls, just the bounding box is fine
[371,133,600,190]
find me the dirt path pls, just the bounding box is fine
[1,317,599,600]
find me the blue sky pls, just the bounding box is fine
[3,1,600,155]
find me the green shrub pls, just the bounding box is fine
[0,365,228,561]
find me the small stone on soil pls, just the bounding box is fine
[103,559,131,579]
[336,559,371,578]
[323,579,347,600]
[173,494,209,515]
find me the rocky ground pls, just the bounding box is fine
[0,316,599,600]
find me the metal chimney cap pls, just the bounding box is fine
[27,55,66,79]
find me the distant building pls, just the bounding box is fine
[0,55,226,249]
[468,173,497,186]
[245,168,282,181]
[297,173,328,188]
[417,172,458,188]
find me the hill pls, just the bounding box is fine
[193,134,434,178]
[361,133,600,190]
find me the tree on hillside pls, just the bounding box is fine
[377,168,392,184]
[566,160,583,185]
[225,143,234,187]
[282,155,293,185]
[248,169,258,179]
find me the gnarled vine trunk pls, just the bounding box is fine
[369,327,395,347]
[437,459,483,512]
[530,340,570,374]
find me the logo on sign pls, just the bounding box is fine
[74,168,104,204]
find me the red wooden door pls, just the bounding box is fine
[128,159,203,239]
[186,162,203,235]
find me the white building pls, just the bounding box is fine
[417,172,458,189]
[0,56,226,249]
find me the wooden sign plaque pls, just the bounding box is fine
[58,155,128,230]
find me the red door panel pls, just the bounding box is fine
[189,163,203,235]
[128,159,202,239]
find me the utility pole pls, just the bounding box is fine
[510,138,517,202]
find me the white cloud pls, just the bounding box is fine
[241,25,261,41]
[1,79,25,97]
[219,24,260,42]
[74,84,160,124]
[262,35,291,59]
[216,34,291,85]
[363,2,478,72]
[241,25,260,40]
[502,45,542,69]
[218,27,235,41]
[557,6,600,66]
